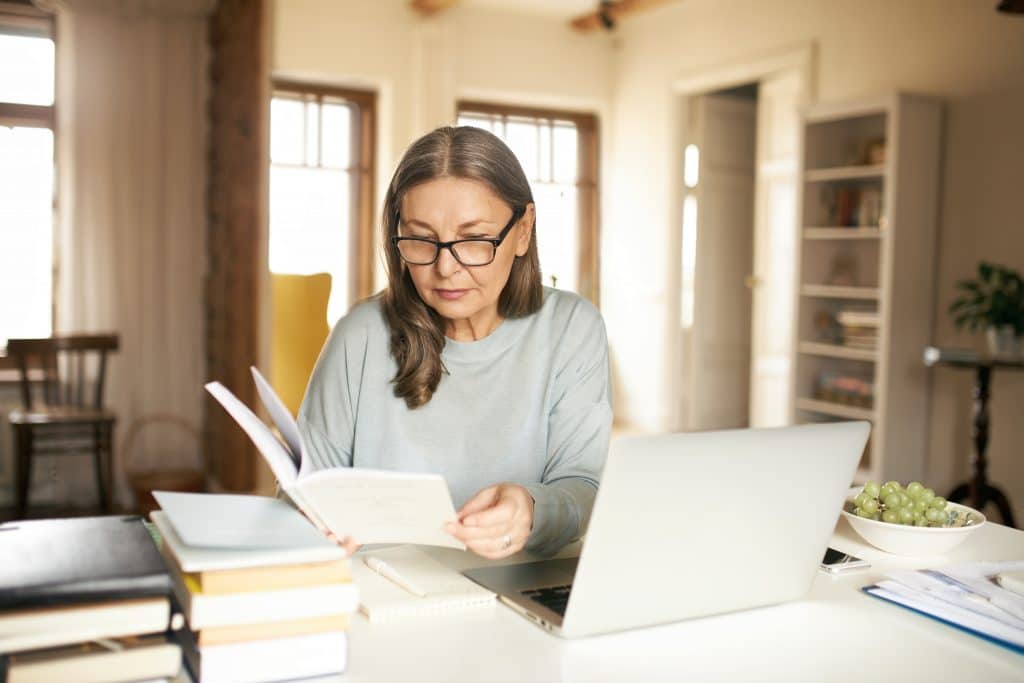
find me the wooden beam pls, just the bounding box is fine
[570,0,676,32]
[410,0,459,16]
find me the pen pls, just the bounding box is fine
[364,556,427,597]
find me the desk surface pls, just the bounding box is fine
[338,518,1024,683]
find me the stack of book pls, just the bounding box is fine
[0,516,181,683]
[836,308,879,351]
[815,370,874,408]
[150,493,357,683]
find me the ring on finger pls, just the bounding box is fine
[502,533,512,550]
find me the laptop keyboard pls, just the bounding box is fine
[521,584,572,616]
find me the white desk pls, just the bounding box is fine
[341,518,1024,682]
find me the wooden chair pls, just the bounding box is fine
[6,335,119,518]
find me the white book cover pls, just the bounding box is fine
[206,377,465,550]
[353,546,495,622]
[188,630,347,683]
[150,510,344,573]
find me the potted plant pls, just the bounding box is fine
[949,261,1024,357]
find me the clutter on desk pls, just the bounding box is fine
[0,516,181,682]
[864,560,1024,654]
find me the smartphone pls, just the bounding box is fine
[820,547,870,574]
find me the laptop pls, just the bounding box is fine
[463,421,870,638]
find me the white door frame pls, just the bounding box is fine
[666,43,817,431]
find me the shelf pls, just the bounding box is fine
[798,341,877,362]
[803,227,883,240]
[804,165,886,182]
[795,398,874,421]
[800,284,880,300]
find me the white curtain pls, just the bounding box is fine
[35,0,213,506]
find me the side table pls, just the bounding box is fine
[923,346,1021,528]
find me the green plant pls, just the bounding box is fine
[949,262,1024,335]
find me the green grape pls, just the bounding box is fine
[920,488,935,504]
[883,493,901,508]
[861,499,879,515]
[854,492,868,508]
[863,481,881,499]
[882,509,899,524]
[884,480,900,491]
[913,499,928,514]
[914,518,929,527]
[899,493,912,508]
[880,484,895,499]
[925,508,943,523]
[856,507,874,519]
[898,507,914,524]
[930,497,947,510]
[907,481,924,499]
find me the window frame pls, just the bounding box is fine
[456,100,601,305]
[0,1,57,372]
[270,80,377,304]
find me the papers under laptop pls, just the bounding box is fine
[205,371,464,549]
[463,421,871,638]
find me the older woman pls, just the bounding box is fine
[298,125,611,558]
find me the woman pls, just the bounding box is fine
[298,125,612,558]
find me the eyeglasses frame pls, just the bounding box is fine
[392,206,527,267]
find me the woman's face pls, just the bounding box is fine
[399,177,533,339]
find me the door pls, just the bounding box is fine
[687,93,757,430]
[748,70,803,427]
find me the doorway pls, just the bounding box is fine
[673,47,812,432]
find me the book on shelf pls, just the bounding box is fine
[837,309,880,327]
[205,369,464,549]
[3,634,181,683]
[815,372,874,408]
[0,517,173,655]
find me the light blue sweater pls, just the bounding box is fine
[297,287,613,555]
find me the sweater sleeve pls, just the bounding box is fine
[523,301,613,556]
[296,301,377,473]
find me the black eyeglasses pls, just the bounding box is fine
[392,207,526,267]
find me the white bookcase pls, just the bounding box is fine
[791,93,942,483]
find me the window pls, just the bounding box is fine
[456,102,600,303]
[0,2,56,349]
[269,82,376,325]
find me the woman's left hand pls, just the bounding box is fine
[445,483,534,559]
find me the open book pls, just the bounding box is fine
[204,369,464,550]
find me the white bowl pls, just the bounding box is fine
[841,499,986,556]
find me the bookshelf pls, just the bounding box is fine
[791,94,942,483]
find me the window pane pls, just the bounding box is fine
[305,99,320,166]
[534,183,578,293]
[505,119,538,180]
[552,122,578,183]
[0,35,54,105]
[0,126,53,345]
[320,102,351,169]
[458,113,497,134]
[270,97,304,164]
[269,166,351,324]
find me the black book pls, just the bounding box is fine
[0,516,172,611]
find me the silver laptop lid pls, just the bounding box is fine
[560,421,869,638]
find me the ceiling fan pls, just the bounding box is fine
[569,0,677,32]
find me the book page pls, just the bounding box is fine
[298,469,465,549]
[250,366,303,468]
[205,382,299,488]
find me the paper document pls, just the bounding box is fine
[205,379,465,550]
[865,560,1024,654]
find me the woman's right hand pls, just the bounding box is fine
[325,531,360,556]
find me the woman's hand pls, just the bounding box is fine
[325,531,360,557]
[445,483,534,559]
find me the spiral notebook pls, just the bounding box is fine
[352,546,495,622]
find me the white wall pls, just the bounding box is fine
[606,0,1024,519]
[274,0,1024,521]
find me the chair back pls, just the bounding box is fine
[6,335,120,411]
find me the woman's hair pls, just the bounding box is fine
[381,126,543,409]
